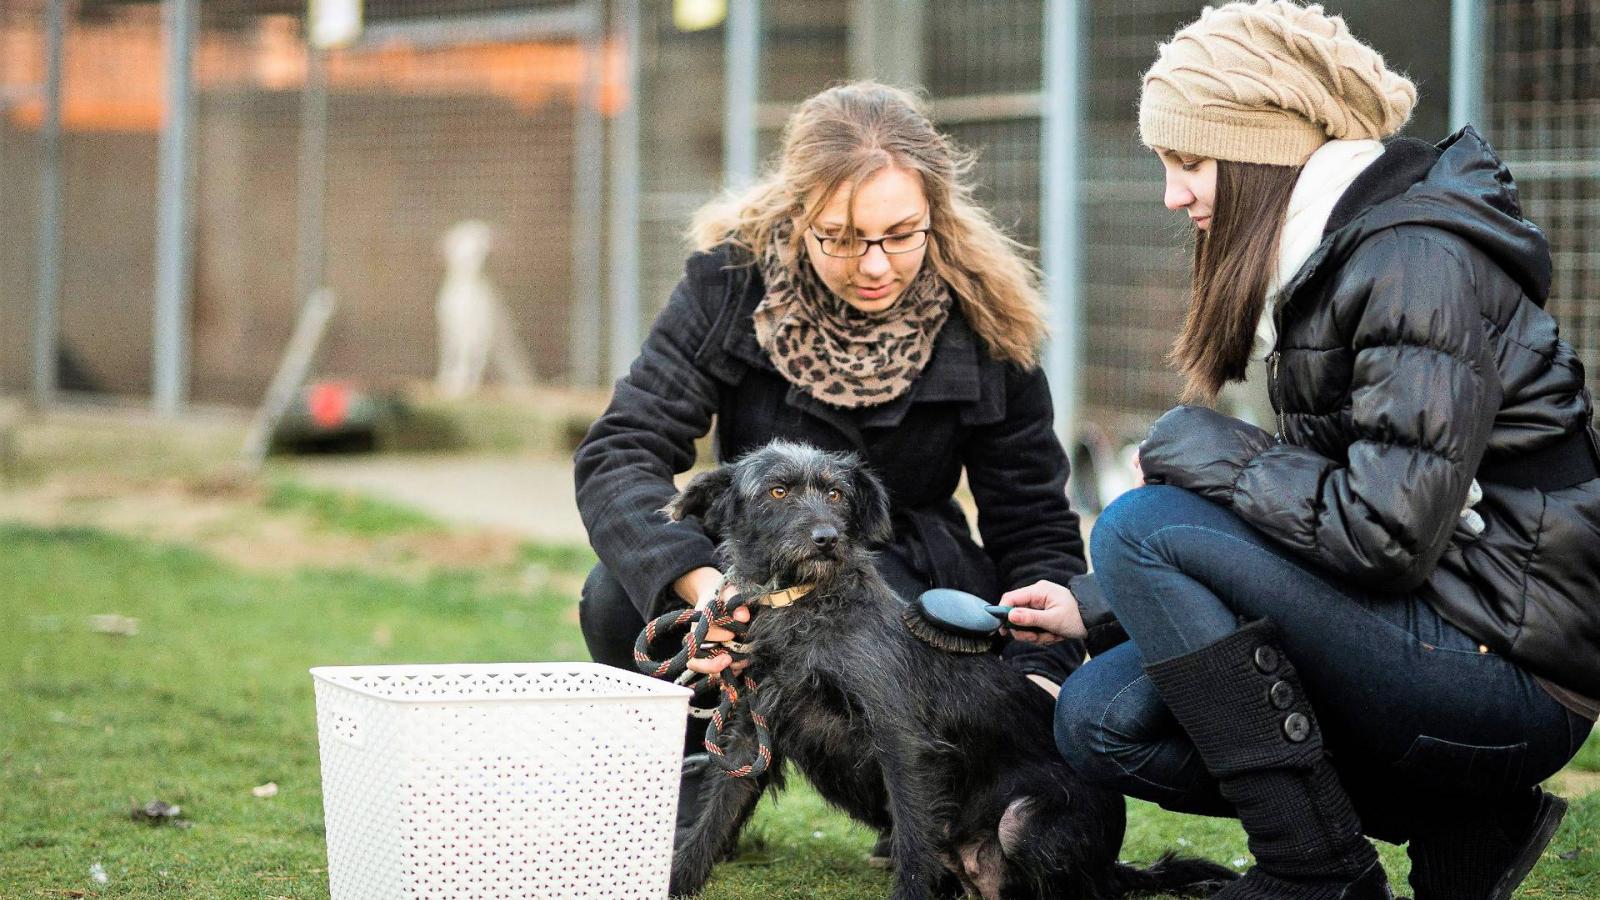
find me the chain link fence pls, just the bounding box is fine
[1,0,1594,434]
[0,0,163,397]
[192,0,594,404]
[1487,0,1600,402]
[635,1,726,333]
[2,0,600,405]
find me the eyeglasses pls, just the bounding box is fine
[807,226,931,259]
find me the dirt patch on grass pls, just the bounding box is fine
[1552,768,1600,800]
[0,471,559,586]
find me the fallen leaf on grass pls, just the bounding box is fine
[47,710,91,728]
[36,890,86,897]
[252,782,279,798]
[130,798,189,827]
[89,614,140,636]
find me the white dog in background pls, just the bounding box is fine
[435,220,534,398]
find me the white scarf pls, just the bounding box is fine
[1251,138,1385,363]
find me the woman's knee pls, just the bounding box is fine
[1053,683,1118,782]
[1089,484,1195,573]
[578,562,645,669]
[1054,654,1164,785]
[1056,664,1216,805]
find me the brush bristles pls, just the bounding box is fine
[900,603,994,654]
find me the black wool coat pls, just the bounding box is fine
[1138,127,1600,699]
[574,243,1086,619]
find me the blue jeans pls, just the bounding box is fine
[1056,485,1592,819]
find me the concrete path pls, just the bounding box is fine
[289,453,590,545]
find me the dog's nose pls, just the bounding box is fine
[810,526,838,551]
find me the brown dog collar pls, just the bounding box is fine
[755,584,814,608]
[714,574,814,609]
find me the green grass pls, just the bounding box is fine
[263,480,445,537]
[1573,728,1600,774]
[1,523,1596,898]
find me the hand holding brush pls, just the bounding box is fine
[998,580,1086,644]
[902,583,1084,654]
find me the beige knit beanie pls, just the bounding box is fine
[1140,0,1417,166]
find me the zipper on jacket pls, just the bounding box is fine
[1268,350,1286,442]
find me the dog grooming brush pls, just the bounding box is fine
[900,588,1045,654]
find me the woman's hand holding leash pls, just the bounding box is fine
[675,567,752,675]
[1000,580,1088,643]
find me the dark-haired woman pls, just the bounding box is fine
[1002,2,1599,898]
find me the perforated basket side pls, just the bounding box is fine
[312,663,691,899]
[312,662,690,704]
[315,677,407,900]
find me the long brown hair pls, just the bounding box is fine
[1171,159,1302,404]
[690,82,1047,367]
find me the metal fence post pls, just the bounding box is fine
[33,0,66,406]
[153,0,197,415]
[1450,0,1486,131]
[607,0,641,380]
[723,0,761,190]
[569,0,605,387]
[1041,0,1084,446]
[294,46,329,313]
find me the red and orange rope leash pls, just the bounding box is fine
[633,590,774,779]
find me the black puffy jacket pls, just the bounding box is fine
[1139,127,1600,699]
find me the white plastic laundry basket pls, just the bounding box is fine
[311,662,692,899]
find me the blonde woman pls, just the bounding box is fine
[1004,3,1598,898]
[574,82,1087,848]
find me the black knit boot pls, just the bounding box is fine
[1408,787,1568,900]
[1143,620,1391,899]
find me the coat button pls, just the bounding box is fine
[1253,646,1280,674]
[1269,680,1295,710]
[1283,712,1311,742]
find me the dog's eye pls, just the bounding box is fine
[769,486,788,500]
[826,488,842,503]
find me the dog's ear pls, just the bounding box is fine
[849,464,894,546]
[662,467,735,528]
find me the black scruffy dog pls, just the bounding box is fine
[662,440,1235,900]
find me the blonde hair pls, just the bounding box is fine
[689,81,1047,368]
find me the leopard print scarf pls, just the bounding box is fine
[752,221,952,409]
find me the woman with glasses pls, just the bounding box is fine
[573,81,1089,855]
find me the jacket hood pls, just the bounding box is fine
[1295,126,1552,304]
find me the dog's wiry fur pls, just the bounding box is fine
[663,441,1235,900]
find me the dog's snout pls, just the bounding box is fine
[810,525,839,551]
